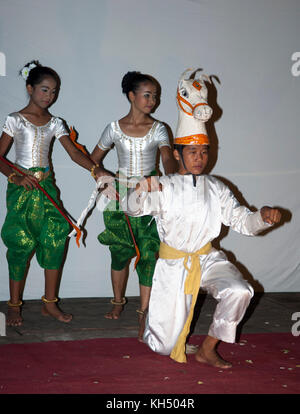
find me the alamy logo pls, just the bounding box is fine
[0,52,6,76]
[0,312,6,336]
[291,312,300,336]
[291,52,300,77]
[95,174,205,214]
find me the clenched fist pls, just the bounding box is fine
[260,206,281,225]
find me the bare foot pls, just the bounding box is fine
[104,298,126,320]
[195,346,232,369]
[104,305,124,320]
[7,306,23,327]
[41,302,72,323]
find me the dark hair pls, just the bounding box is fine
[174,144,210,163]
[174,144,209,151]
[174,144,185,151]
[121,71,155,100]
[20,60,61,88]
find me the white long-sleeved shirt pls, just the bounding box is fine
[126,173,270,252]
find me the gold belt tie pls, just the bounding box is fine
[159,241,212,363]
[32,170,50,182]
[14,166,50,182]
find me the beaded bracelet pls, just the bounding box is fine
[7,172,17,183]
[91,164,99,179]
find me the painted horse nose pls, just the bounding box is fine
[193,104,213,122]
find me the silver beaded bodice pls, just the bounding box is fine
[97,120,170,177]
[2,112,69,169]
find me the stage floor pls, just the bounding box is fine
[1,292,299,345]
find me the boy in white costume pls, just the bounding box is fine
[125,134,281,368]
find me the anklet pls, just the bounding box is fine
[41,295,58,304]
[7,300,23,307]
[136,309,145,316]
[110,297,126,306]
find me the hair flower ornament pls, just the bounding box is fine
[21,62,37,80]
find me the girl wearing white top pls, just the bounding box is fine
[0,61,101,327]
[90,71,176,340]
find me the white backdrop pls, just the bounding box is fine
[0,0,299,300]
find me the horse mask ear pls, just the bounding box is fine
[177,68,192,93]
[178,68,194,88]
[178,68,211,89]
[179,68,194,82]
[196,74,212,84]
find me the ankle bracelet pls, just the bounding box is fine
[7,300,23,307]
[41,295,58,304]
[110,297,126,306]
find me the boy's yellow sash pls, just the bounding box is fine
[159,241,212,363]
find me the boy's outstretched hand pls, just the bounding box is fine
[260,206,281,225]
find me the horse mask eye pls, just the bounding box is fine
[180,88,189,98]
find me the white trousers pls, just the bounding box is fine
[144,248,254,355]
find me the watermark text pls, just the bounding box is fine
[291,312,300,336]
[0,52,6,76]
[95,174,201,215]
[291,52,300,77]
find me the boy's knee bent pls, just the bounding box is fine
[228,281,254,306]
